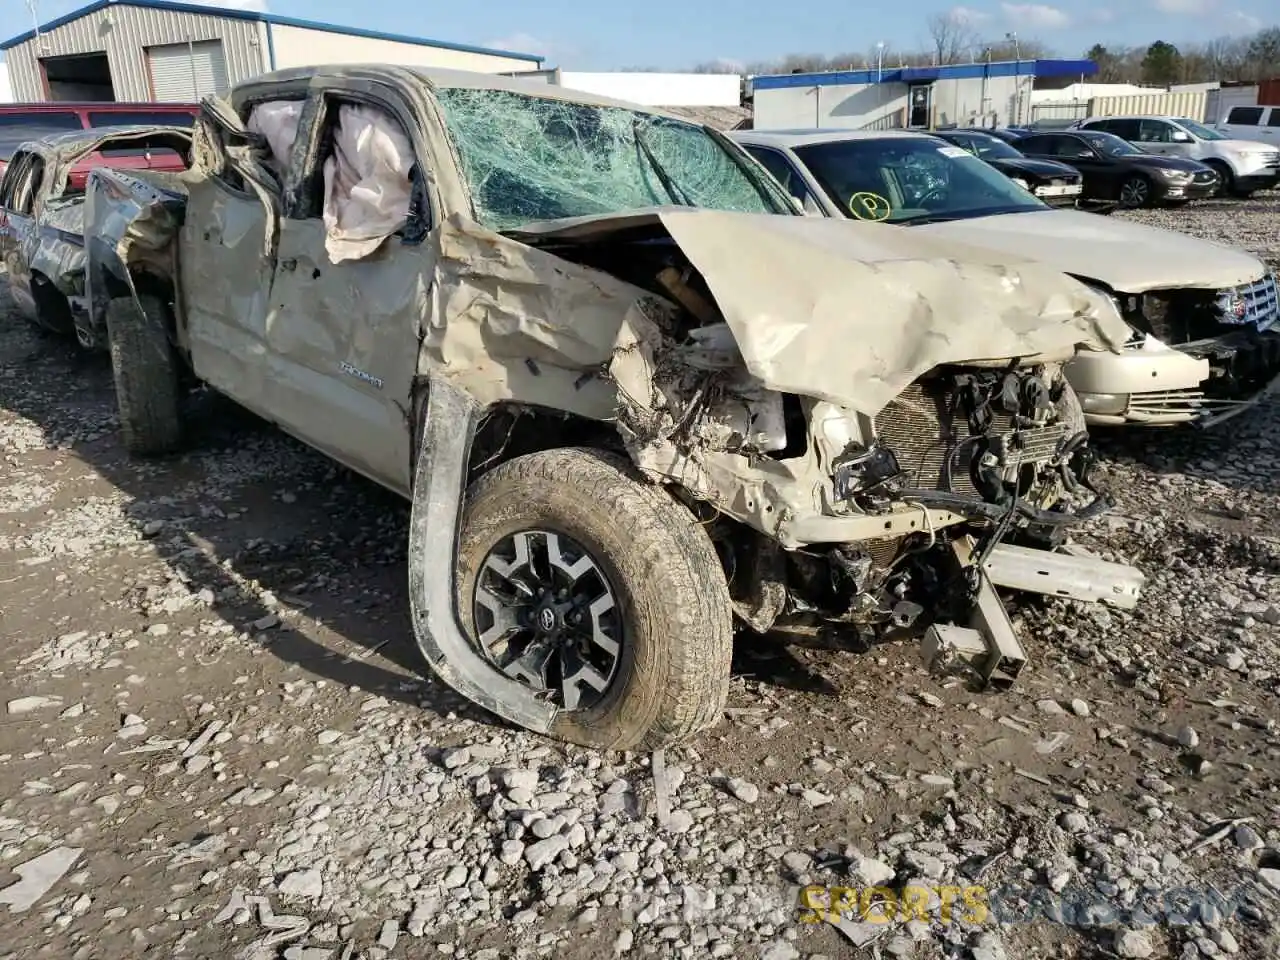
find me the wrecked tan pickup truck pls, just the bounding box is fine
[0,125,190,347]
[85,65,1145,750]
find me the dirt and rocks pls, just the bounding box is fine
[2,194,1280,960]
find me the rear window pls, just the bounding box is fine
[0,112,84,159]
[1226,107,1264,125]
[96,145,185,159]
[87,110,194,128]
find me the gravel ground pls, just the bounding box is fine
[2,193,1280,960]
[1116,190,1280,273]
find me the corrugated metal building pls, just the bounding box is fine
[750,59,1097,131]
[0,0,543,102]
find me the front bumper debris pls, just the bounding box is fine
[923,538,1145,688]
[1071,328,1280,426]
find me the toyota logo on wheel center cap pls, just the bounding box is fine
[538,607,557,633]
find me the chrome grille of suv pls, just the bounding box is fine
[1216,274,1279,329]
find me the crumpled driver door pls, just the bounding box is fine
[260,89,432,496]
[178,99,284,420]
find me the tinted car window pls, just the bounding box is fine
[1021,134,1093,158]
[1226,107,1263,125]
[1078,131,1144,157]
[0,112,83,159]
[1268,109,1280,128]
[744,146,811,203]
[88,111,194,128]
[1137,119,1175,142]
[1106,118,1141,139]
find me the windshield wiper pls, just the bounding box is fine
[633,119,693,206]
[899,207,1038,226]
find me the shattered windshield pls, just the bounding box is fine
[793,137,1045,224]
[433,87,786,231]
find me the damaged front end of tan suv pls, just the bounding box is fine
[86,68,1146,751]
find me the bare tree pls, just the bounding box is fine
[720,14,1280,83]
[927,11,977,65]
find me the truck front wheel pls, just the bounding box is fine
[454,448,733,750]
[105,294,182,456]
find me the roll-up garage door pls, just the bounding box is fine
[147,40,229,101]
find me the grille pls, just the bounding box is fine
[1181,328,1280,399]
[1215,274,1280,330]
[1259,151,1280,167]
[873,381,1065,497]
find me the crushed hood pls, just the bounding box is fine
[913,209,1267,295]
[509,207,1130,415]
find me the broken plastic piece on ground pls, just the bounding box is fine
[982,542,1146,609]
[0,845,83,913]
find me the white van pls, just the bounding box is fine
[1213,104,1280,145]
[1071,115,1280,197]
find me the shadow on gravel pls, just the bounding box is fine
[1,299,887,714]
[1090,401,1280,499]
[0,312,501,727]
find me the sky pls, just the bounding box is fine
[0,0,1274,71]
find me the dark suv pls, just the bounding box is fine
[0,102,198,181]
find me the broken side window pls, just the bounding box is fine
[12,154,45,216]
[247,100,304,176]
[432,87,781,232]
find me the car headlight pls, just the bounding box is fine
[1156,168,1192,181]
[1011,177,1030,190]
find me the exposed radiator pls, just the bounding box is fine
[874,380,1064,498]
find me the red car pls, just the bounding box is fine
[0,101,198,182]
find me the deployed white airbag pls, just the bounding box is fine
[246,100,303,173]
[322,104,414,264]
[247,99,414,264]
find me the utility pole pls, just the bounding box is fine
[1007,31,1021,125]
[25,0,41,46]
[875,41,885,120]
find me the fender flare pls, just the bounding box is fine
[406,376,558,735]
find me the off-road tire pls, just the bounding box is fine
[455,447,733,751]
[105,294,182,456]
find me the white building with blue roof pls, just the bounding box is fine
[750,59,1099,131]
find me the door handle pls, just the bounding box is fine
[281,258,297,272]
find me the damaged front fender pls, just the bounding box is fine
[407,375,558,734]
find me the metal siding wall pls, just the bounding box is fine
[753,77,1042,130]
[1089,91,1209,121]
[269,24,535,73]
[753,83,907,130]
[4,6,267,101]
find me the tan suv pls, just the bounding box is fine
[84,65,1143,749]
